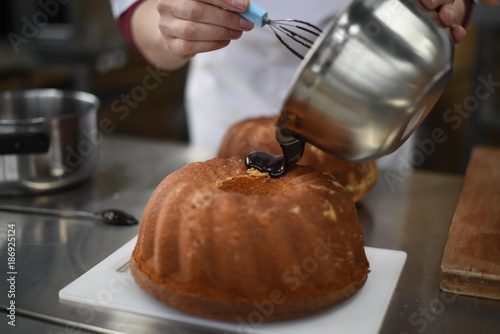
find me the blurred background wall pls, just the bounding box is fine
[0,0,189,141]
[0,0,499,174]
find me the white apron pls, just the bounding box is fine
[186,0,345,151]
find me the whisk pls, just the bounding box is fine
[239,3,323,60]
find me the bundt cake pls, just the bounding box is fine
[218,116,378,202]
[130,156,369,321]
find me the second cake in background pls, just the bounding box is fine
[218,117,378,202]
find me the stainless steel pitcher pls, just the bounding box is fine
[278,0,454,162]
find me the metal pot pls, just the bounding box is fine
[0,89,100,195]
[278,0,454,161]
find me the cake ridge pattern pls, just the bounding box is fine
[131,156,369,321]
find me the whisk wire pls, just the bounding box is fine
[270,19,322,36]
[269,27,303,60]
[272,21,318,46]
[264,18,323,60]
[240,4,323,60]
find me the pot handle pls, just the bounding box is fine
[0,132,50,155]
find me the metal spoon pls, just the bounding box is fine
[0,205,138,226]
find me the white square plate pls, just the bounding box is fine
[60,237,406,334]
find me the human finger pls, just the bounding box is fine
[164,19,244,42]
[420,0,453,10]
[156,0,253,58]
[450,25,466,44]
[438,4,461,27]
[167,37,232,58]
[160,18,243,58]
[197,0,250,12]
[160,0,254,32]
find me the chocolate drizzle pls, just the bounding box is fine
[245,127,305,178]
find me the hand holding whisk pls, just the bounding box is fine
[239,3,323,60]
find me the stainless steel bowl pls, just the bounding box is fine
[0,89,100,195]
[278,0,454,161]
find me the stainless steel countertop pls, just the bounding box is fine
[1,135,499,334]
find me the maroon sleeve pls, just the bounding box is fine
[117,0,146,52]
[462,0,475,27]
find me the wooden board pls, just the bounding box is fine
[441,146,500,300]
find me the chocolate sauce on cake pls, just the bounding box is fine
[245,127,305,178]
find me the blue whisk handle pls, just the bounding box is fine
[239,3,268,27]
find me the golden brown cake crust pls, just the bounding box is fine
[218,116,378,202]
[131,156,369,322]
